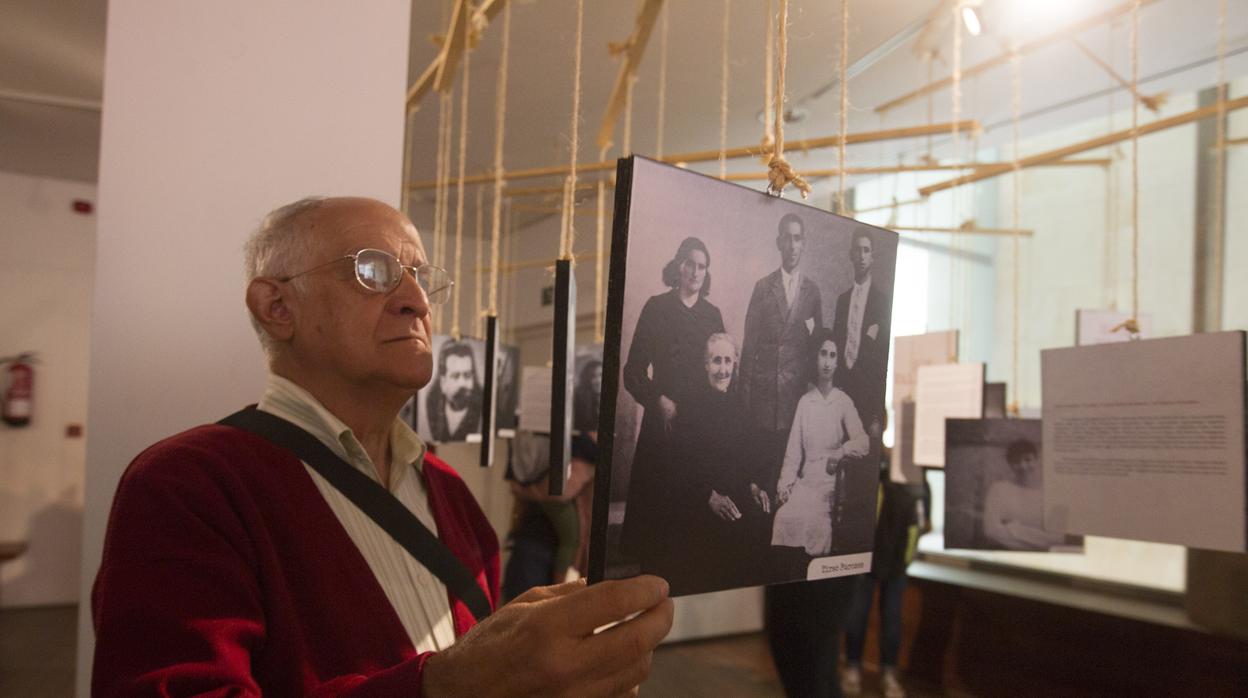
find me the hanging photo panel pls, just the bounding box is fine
[408,334,519,445]
[913,363,984,467]
[590,156,899,597]
[944,418,1083,552]
[1041,331,1247,552]
[1075,308,1154,346]
[549,259,576,496]
[890,330,959,483]
[479,316,500,467]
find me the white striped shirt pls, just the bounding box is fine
[257,374,456,653]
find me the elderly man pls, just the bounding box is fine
[91,196,672,696]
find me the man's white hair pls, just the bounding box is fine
[243,196,326,358]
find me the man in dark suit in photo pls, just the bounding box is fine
[830,226,892,553]
[741,212,823,514]
[426,340,482,442]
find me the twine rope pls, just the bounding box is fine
[623,75,636,156]
[1010,45,1022,415]
[562,0,586,261]
[487,0,512,316]
[474,186,484,337]
[719,0,731,179]
[836,0,850,213]
[450,17,472,340]
[762,0,775,156]
[767,0,811,198]
[655,1,669,160]
[1212,0,1227,319]
[1113,0,1141,336]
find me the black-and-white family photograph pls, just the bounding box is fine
[596,157,898,596]
[944,418,1082,552]
[407,334,519,443]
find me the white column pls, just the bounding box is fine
[76,2,411,694]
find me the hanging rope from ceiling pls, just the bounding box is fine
[561,0,587,265]
[1211,0,1228,324]
[719,0,732,179]
[487,0,512,318]
[450,9,473,341]
[836,0,850,214]
[1113,0,1142,336]
[762,0,775,158]
[767,0,811,198]
[655,1,670,160]
[1010,42,1022,415]
[474,186,484,338]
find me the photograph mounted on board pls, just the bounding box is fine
[591,156,899,597]
[405,334,519,444]
[944,418,1082,552]
[574,344,604,434]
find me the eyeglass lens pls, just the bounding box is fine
[355,249,452,304]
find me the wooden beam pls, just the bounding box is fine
[474,251,601,274]
[875,0,1160,115]
[407,0,508,109]
[852,197,927,215]
[408,120,979,190]
[596,0,665,153]
[919,95,1248,196]
[722,158,1109,181]
[892,225,1035,237]
[432,0,471,94]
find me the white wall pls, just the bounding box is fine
[0,171,95,608]
[76,2,411,694]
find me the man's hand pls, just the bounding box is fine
[422,576,674,698]
[708,490,742,521]
[750,483,771,514]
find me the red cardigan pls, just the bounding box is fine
[92,423,500,697]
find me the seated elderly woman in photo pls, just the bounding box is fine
[675,332,773,592]
[771,327,869,577]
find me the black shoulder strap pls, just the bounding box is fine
[218,406,492,623]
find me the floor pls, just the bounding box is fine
[0,605,936,697]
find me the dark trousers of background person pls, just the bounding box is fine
[766,575,858,698]
[844,572,907,670]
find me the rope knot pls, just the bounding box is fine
[1110,318,1141,336]
[767,155,811,199]
[608,37,635,57]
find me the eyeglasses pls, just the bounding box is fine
[279,248,453,305]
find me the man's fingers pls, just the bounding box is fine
[509,578,587,605]
[579,597,674,678]
[552,576,670,636]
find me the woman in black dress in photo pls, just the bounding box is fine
[620,237,725,590]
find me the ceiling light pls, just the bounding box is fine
[961,6,982,36]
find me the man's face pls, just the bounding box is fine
[777,221,805,272]
[705,338,735,393]
[851,235,873,279]
[440,353,476,410]
[285,198,433,395]
[816,340,838,383]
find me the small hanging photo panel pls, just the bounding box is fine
[943,418,1083,553]
[1041,331,1247,552]
[549,259,576,496]
[590,156,900,597]
[1075,308,1154,346]
[913,363,985,467]
[479,316,500,467]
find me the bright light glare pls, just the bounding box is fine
[961,6,983,36]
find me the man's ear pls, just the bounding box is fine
[246,278,296,343]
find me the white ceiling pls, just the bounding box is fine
[1,0,1243,188]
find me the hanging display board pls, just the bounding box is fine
[890,330,959,483]
[549,259,577,496]
[1041,332,1247,552]
[479,317,500,467]
[944,418,1082,552]
[913,363,984,468]
[410,334,518,445]
[590,156,899,596]
[517,365,553,433]
[1075,309,1154,346]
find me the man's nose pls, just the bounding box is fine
[387,268,431,317]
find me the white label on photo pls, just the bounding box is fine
[806,552,873,580]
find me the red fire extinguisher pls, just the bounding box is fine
[2,353,36,427]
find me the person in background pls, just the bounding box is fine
[841,426,928,698]
[91,196,672,696]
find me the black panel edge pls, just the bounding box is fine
[479,317,499,467]
[589,156,634,585]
